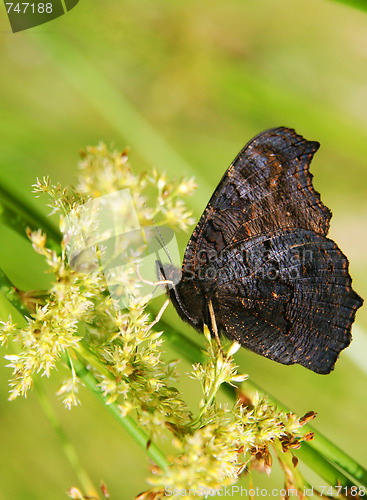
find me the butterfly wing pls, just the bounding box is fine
[180,127,363,373]
[208,230,361,373]
[182,127,330,275]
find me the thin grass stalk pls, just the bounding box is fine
[0,184,61,249]
[65,352,170,472]
[34,379,100,499]
[329,0,367,13]
[0,268,32,318]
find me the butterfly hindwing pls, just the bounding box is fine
[205,229,361,373]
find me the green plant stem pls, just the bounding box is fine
[309,435,367,486]
[273,441,312,492]
[73,342,170,470]
[0,184,61,251]
[190,386,217,428]
[34,379,100,499]
[329,0,367,13]
[0,267,31,317]
[77,340,113,379]
[294,443,354,489]
[66,351,170,472]
[159,319,367,488]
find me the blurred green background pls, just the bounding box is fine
[0,0,367,498]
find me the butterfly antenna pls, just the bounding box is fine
[137,192,174,266]
[140,199,195,324]
[154,227,174,266]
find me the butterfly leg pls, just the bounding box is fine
[136,262,174,287]
[208,298,225,357]
[146,298,170,332]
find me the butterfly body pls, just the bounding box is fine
[158,127,363,374]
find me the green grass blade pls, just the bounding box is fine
[68,353,169,472]
[328,0,367,13]
[0,184,61,250]
[34,379,100,498]
[0,267,31,317]
[294,444,355,490]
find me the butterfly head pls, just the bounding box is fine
[156,260,204,331]
[156,260,182,290]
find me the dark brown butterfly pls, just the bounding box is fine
[158,127,363,374]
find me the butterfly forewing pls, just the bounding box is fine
[182,127,331,276]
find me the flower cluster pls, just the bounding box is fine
[0,144,196,428]
[147,330,313,495]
